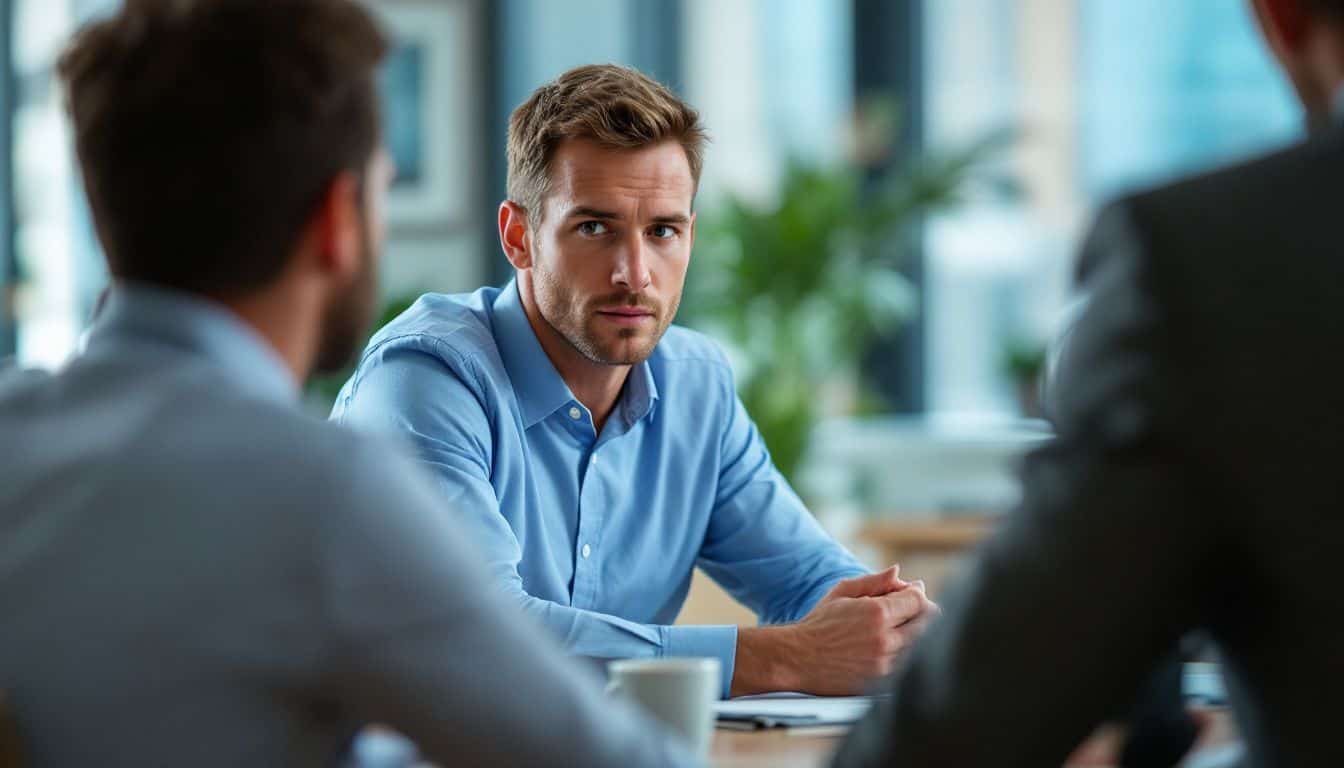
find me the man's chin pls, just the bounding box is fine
[573,320,663,365]
[587,335,658,366]
[596,347,656,366]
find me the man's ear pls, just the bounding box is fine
[310,171,363,280]
[498,200,534,270]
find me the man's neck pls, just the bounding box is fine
[517,285,630,434]
[223,289,316,388]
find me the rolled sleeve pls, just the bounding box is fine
[661,624,739,699]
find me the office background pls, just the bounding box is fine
[0,0,1299,515]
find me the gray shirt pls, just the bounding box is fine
[0,284,698,767]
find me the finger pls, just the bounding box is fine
[830,565,905,599]
[875,588,925,626]
[881,618,939,672]
[903,580,936,613]
[904,608,938,639]
[836,565,902,598]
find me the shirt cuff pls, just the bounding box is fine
[660,624,738,699]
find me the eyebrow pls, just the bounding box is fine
[565,206,621,221]
[563,206,692,225]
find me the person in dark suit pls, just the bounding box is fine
[833,1,1344,766]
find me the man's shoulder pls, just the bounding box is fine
[0,363,52,401]
[1080,129,1343,284]
[157,388,432,525]
[653,324,733,370]
[362,290,505,363]
[361,286,505,370]
[649,324,736,392]
[165,377,385,478]
[1,355,410,516]
[1109,128,1342,240]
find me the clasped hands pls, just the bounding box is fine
[731,565,939,697]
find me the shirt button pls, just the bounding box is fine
[568,406,582,420]
[590,453,598,466]
[581,544,592,559]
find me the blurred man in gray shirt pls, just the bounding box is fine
[0,1,696,766]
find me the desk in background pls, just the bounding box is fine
[854,514,998,598]
[678,515,1000,626]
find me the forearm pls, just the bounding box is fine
[730,625,801,697]
[511,588,739,697]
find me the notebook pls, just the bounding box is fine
[714,693,875,730]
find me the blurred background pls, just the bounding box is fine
[0,0,1302,598]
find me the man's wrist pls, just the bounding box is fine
[731,625,803,697]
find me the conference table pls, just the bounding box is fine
[710,729,837,767]
[708,708,1240,767]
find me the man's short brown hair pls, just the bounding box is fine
[506,64,708,224]
[58,0,388,298]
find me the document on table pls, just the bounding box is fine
[714,693,875,730]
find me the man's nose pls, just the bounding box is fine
[612,235,652,291]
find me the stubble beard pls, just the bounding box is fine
[532,263,679,367]
[313,228,378,376]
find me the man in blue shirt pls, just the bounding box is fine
[333,64,936,699]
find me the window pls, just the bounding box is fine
[922,0,1297,417]
[9,0,115,369]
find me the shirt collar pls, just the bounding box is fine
[617,351,659,431]
[491,280,659,430]
[86,282,299,406]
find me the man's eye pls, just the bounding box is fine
[578,221,609,236]
[650,225,677,239]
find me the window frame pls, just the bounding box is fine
[854,0,926,413]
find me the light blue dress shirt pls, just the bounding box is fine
[332,281,868,696]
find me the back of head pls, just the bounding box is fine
[58,0,388,300]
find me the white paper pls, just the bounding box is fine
[714,693,874,725]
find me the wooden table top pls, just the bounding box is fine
[856,515,999,551]
[711,729,838,768]
[709,708,1239,767]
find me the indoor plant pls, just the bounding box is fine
[682,128,1014,483]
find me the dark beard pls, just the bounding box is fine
[312,227,377,375]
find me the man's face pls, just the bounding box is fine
[314,149,394,374]
[526,138,696,366]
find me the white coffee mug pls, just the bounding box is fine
[606,658,720,756]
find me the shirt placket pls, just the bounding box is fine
[565,403,604,609]
[572,445,607,609]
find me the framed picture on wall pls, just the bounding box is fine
[372,1,474,232]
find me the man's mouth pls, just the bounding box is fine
[595,306,657,325]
